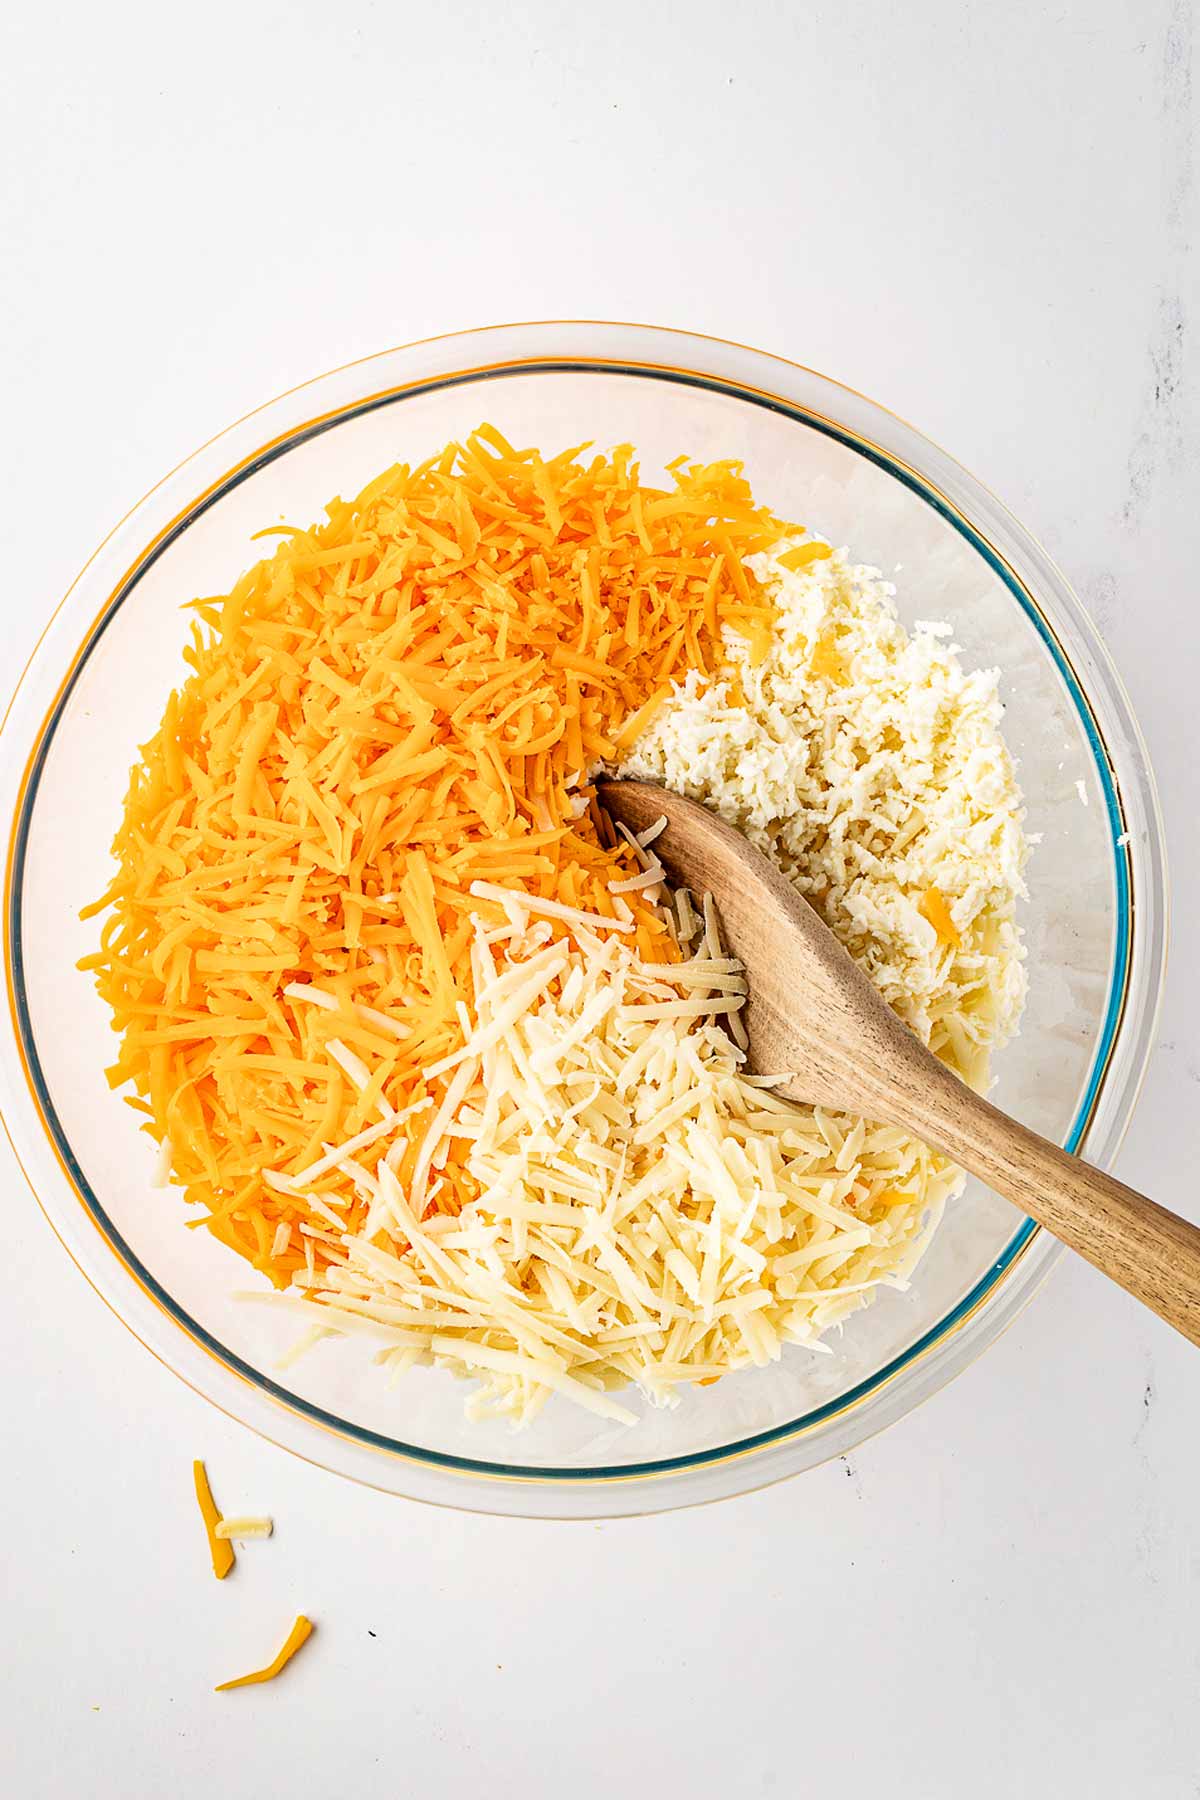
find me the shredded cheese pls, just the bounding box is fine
[87,452,1028,1433]
[193,1460,235,1580]
[247,915,958,1427]
[214,1516,274,1540]
[82,432,788,1282]
[215,1616,313,1692]
[622,536,1028,1085]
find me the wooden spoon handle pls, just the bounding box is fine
[906,1079,1200,1345]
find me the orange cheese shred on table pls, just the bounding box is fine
[80,427,794,1281]
[215,1615,314,1692]
[193,1459,235,1580]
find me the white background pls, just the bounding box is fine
[2,2,1197,1795]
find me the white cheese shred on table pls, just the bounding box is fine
[214,1516,274,1540]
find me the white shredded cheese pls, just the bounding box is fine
[214,1515,274,1540]
[151,1135,173,1189]
[260,915,959,1427]
[327,1037,372,1092]
[469,880,635,933]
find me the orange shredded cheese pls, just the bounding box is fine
[778,540,832,572]
[84,430,793,1281]
[874,1187,918,1208]
[917,886,961,948]
[193,1460,235,1580]
[215,1615,314,1692]
[809,633,850,685]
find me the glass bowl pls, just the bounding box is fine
[0,322,1167,1517]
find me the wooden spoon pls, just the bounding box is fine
[599,778,1200,1346]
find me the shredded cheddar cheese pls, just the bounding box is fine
[82,431,791,1280]
[918,885,961,948]
[193,1460,235,1580]
[809,633,850,685]
[215,1615,314,1691]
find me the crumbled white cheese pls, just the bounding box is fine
[621,538,1029,1081]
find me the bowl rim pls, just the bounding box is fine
[0,320,1168,1512]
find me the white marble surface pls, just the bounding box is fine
[1,2,1197,1794]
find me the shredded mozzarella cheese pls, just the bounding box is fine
[245,915,959,1427]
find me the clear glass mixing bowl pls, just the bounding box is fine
[0,323,1167,1516]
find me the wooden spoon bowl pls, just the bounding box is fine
[600,778,1200,1347]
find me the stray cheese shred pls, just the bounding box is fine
[214,1515,273,1541]
[918,885,961,948]
[215,1615,314,1692]
[193,1460,235,1580]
